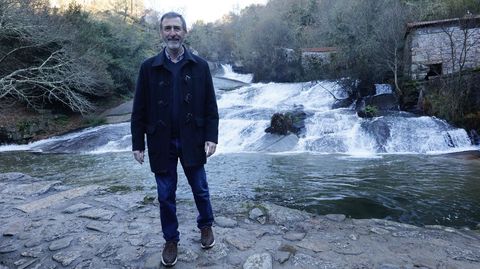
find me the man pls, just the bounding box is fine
[130,12,219,267]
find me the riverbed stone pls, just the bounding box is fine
[52,250,81,266]
[85,222,110,233]
[49,237,73,251]
[0,243,17,254]
[178,247,199,262]
[296,238,329,253]
[215,216,238,228]
[326,214,346,222]
[283,231,306,241]
[2,221,23,236]
[79,208,115,221]
[262,202,307,225]
[15,185,100,213]
[1,172,480,269]
[2,181,61,196]
[21,247,43,258]
[243,252,272,269]
[274,250,291,264]
[62,203,92,214]
[370,227,390,235]
[249,207,266,224]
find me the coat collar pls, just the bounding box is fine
[152,46,197,67]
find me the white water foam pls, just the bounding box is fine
[220,64,253,83]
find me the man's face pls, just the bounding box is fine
[161,17,186,51]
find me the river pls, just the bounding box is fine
[1,66,479,228]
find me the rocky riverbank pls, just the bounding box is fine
[1,172,479,269]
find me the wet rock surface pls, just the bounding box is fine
[1,172,480,268]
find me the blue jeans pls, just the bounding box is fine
[155,138,214,242]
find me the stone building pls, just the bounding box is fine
[404,15,480,80]
[300,47,337,71]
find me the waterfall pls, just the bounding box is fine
[1,70,476,155]
[220,64,253,84]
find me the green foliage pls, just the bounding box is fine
[53,114,70,125]
[365,105,379,118]
[0,0,157,113]
[82,116,107,127]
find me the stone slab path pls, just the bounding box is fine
[1,172,480,269]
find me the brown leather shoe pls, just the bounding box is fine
[200,226,215,249]
[161,241,177,267]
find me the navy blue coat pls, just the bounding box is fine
[131,48,219,173]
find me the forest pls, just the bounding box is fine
[1,0,479,132]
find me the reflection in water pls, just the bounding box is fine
[1,151,479,228]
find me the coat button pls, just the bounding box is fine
[184,93,192,103]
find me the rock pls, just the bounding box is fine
[52,250,81,266]
[15,185,100,213]
[204,242,229,261]
[243,252,273,269]
[283,232,305,241]
[261,203,307,225]
[360,119,391,152]
[21,247,43,258]
[25,239,42,248]
[62,203,92,214]
[348,234,359,241]
[178,247,199,262]
[2,181,61,197]
[79,208,115,221]
[365,93,399,111]
[96,243,119,258]
[0,173,34,182]
[112,246,145,264]
[215,216,238,228]
[17,259,38,269]
[274,250,290,264]
[325,214,346,222]
[225,229,256,250]
[144,252,162,269]
[127,237,144,247]
[292,253,322,267]
[49,237,73,251]
[0,243,17,254]
[249,208,266,224]
[2,221,23,236]
[265,107,308,137]
[378,264,401,269]
[100,100,133,117]
[296,239,329,253]
[248,133,299,152]
[370,227,390,235]
[85,222,111,233]
[332,97,354,109]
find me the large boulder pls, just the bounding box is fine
[332,97,355,109]
[356,93,399,118]
[265,106,309,136]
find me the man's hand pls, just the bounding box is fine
[204,141,217,158]
[133,150,144,164]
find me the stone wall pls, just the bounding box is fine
[405,23,480,80]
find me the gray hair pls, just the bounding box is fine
[160,12,187,32]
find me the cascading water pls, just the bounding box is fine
[216,79,474,155]
[0,67,476,154]
[220,64,253,83]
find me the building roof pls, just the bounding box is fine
[301,47,337,53]
[406,15,480,32]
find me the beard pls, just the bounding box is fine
[165,39,183,50]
